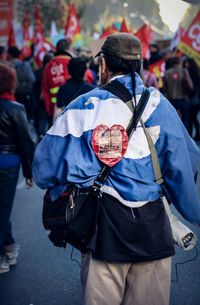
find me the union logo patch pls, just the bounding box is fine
[92,124,128,167]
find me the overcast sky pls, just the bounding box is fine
[156,0,190,32]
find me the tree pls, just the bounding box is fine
[15,0,167,38]
[16,0,61,36]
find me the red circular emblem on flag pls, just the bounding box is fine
[92,124,128,167]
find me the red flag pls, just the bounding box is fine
[43,39,56,52]
[0,0,14,37]
[20,12,32,60]
[178,10,200,66]
[100,24,118,38]
[33,4,46,68]
[149,59,166,88]
[7,22,16,48]
[135,24,154,59]
[65,4,82,45]
[120,17,129,33]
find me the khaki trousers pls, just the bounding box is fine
[81,253,171,305]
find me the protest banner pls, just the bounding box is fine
[178,10,200,66]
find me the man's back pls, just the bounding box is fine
[33,72,200,224]
[33,33,200,305]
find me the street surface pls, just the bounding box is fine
[0,141,200,305]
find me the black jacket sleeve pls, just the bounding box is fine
[14,104,36,178]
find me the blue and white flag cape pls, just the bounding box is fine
[32,73,200,225]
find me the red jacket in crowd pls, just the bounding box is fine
[42,54,72,116]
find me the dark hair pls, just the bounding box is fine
[68,57,87,80]
[171,56,181,66]
[56,39,70,55]
[103,53,141,104]
[43,51,54,67]
[165,57,174,70]
[7,46,20,59]
[89,58,98,75]
[0,63,16,94]
[183,57,199,85]
[150,42,159,52]
[0,46,5,56]
[143,58,149,70]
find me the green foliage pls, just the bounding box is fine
[16,0,61,36]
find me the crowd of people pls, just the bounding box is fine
[0,33,200,305]
[0,37,200,143]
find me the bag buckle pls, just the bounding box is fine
[93,179,103,189]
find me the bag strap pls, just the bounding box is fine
[94,80,150,187]
[140,119,164,185]
[103,81,162,184]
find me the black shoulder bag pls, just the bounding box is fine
[42,81,150,253]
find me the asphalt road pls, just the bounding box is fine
[0,165,200,305]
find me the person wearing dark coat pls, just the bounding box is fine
[183,57,200,141]
[0,63,35,274]
[149,42,164,65]
[55,57,95,120]
[34,52,54,142]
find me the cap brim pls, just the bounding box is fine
[94,51,101,58]
[90,37,106,58]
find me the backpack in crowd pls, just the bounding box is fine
[15,62,33,97]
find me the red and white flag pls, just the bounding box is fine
[100,24,118,38]
[43,39,56,52]
[120,17,130,33]
[65,4,82,45]
[178,10,200,66]
[170,25,185,51]
[149,59,166,88]
[135,24,154,59]
[33,4,46,68]
[7,21,16,48]
[20,11,32,60]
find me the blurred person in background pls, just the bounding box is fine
[183,57,200,141]
[7,46,36,123]
[142,58,159,89]
[42,39,73,124]
[0,46,6,62]
[33,51,54,143]
[55,57,94,120]
[149,42,164,65]
[23,43,35,70]
[88,57,98,86]
[0,63,35,274]
[80,51,98,86]
[162,56,193,129]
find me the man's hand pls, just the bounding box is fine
[25,177,34,189]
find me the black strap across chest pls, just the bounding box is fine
[102,80,150,135]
